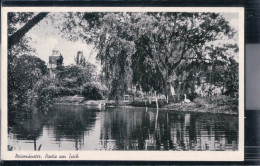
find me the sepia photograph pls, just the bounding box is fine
[1,7,244,161]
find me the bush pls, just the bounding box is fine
[36,84,82,109]
[193,97,208,108]
[81,82,103,100]
[37,85,60,106]
[58,87,80,96]
[193,95,238,111]
[206,95,237,106]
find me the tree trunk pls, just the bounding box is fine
[164,79,175,103]
[8,12,49,49]
[176,83,182,101]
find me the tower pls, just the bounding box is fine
[49,49,63,78]
[75,51,85,66]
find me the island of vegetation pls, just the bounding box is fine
[8,12,239,121]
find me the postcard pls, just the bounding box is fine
[1,7,244,161]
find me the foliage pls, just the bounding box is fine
[59,12,135,99]
[224,58,239,97]
[8,12,34,36]
[8,12,48,49]
[81,82,104,100]
[8,12,50,112]
[39,85,60,102]
[8,54,98,111]
[7,11,239,116]
[7,12,102,114]
[130,12,238,100]
[57,63,97,87]
[8,54,48,111]
[60,12,239,100]
[34,61,97,109]
[193,95,238,111]
[34,76,81,109]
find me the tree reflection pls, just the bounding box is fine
[47,104,100,150]
[8,104,100,151]
[100,108,238,151]
[8,105,238,151]
[8,108,46,151]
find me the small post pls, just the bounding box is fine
[38,144,42,151]
[34,137,37,151]
[145,100,147,112]
[167,113,169,124]
[155,97,159,129]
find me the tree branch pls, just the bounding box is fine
[8,12,49,49]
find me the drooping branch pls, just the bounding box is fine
[8,12,49,49]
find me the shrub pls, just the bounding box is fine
[81,82,103,100]
[58,87,80,96]
[193,95,238,111]
[193,97,208,108]
[207,95,237,106]
[37,85,60,106]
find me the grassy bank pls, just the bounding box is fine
[53,95,238,114]
[123,95,238,114]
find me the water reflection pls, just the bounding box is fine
[46,104,100,150]
[8,105,238,151]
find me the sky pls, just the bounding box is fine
[25,12,239,71]
[26,16,99,67]
[222,12,239,32]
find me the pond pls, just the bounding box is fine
[8,104,238,151]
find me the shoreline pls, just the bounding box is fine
[52,100,238,115]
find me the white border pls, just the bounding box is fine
[1,7,244,161]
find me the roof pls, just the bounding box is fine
[49,56,60,64]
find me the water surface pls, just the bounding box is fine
[8,104,238,151]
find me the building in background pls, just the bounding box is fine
[75,51,86,66]
[48,49,63,78]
